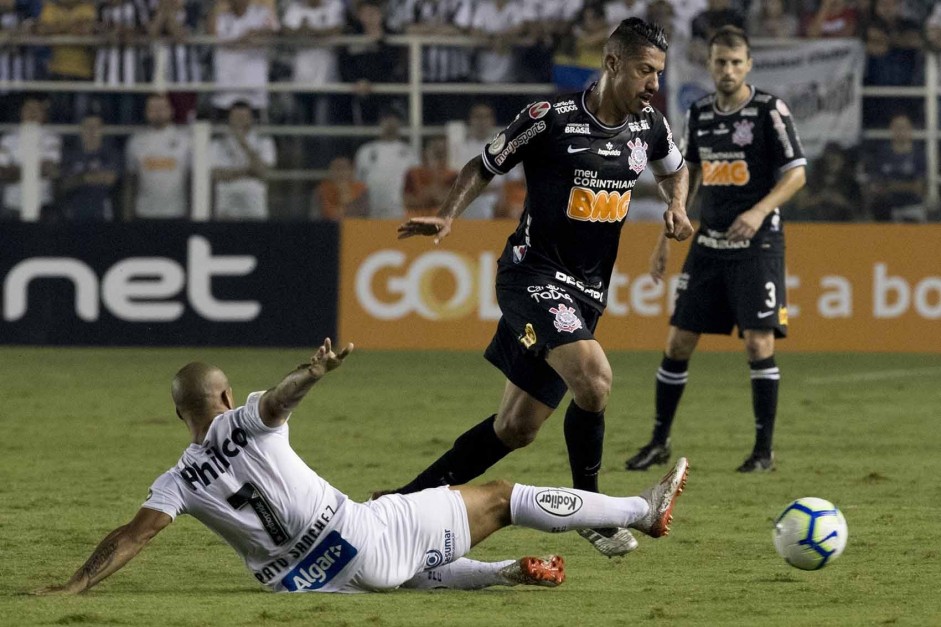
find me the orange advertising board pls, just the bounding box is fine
[339,220,941,352]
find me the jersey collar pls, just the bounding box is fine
[581,82,631,132]
[712,85,755,116]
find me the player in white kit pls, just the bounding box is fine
[34,339,689,595]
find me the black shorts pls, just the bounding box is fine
[484,280,601,409]
[670,249,788,338]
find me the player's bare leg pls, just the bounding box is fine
[665,326,701,361]
[739,329,778,472]
[492,381,556,449]
[627,326,700,472]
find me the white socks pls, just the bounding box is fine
[509,484,649,533]
[401,557,517,590]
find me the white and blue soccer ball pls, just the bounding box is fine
[773,497,848,570]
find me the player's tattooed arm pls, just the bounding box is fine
[397,156,495,244]
[259,338,354,427]
[656,163,694,241]
[32,508,172,595]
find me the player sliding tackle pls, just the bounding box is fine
[33,339,689,595]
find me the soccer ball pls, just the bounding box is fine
[773,497,848,570]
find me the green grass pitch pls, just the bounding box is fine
[2,347,940,626]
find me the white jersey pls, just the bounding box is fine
[210,130,277,220]
[451,133,502,219]
[0,127,61,211]
[353,139,419,219]
[125,125,191,218]
[282,0,345,85]
[142,392,373,592]
[471,0,528,84]
[212,4,279,110]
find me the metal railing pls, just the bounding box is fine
[1,34,938,219]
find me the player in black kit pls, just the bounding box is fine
[625,27,806,474]
[391,18,692,558]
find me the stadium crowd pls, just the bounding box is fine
[0,0,938,222]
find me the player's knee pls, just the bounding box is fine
[744,333,774,360]
[496,421,541,449]
[483,480,514,524]
[569,369,611,411]
[484,479,514,498]
[666,330,698,360]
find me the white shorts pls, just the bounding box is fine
[339,487,472,592]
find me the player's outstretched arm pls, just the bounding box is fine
[259,338,354,428]
[397,156,494,244]
[656,164,693,241]
[32,508,172,595]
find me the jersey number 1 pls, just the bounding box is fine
[227,482,290,545]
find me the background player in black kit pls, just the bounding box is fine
[392,18,693,558]
[625,26,806,474]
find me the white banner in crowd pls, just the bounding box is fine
[667,38,864,159]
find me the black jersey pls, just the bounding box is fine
[682,86,806,258]
[481,87,685,311]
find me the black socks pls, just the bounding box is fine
[750,356,780,455]
[652,355,689,445]
[563,400,605,492]
[396,414,511,494]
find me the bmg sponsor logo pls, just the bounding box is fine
[535,489,583,517]
[566,187,633,223]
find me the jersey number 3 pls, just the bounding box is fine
[227,482,290,545]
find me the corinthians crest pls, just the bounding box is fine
[732,120,755,147]
[627,138,647,174]
[549,303,582,333]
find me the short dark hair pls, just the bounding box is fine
[709,25,750,55]
[605,17,669,58]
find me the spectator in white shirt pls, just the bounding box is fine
[354,107,419,219]
[518,0,583,82]
[210,101,276,221]
[471,0,529,84]
[667,0,707,40]
[210,0,279,116]
[449,101,502,219]
[0,93,61,220]
[604,0,649,27]
[124,92,191,220]
[282,0,346,124]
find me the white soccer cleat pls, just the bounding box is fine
[630,457,689,538]
[576,527,639,557]
[499,555,566,587]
